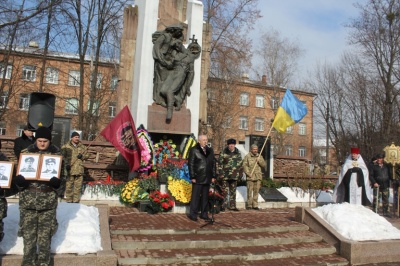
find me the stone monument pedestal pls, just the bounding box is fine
[147,103,191,134]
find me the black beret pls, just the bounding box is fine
[227,139,236,145]
[376,153,385,159]
[71,132,80,138]
[35,127,52,141]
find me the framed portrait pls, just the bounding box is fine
[17,153,40,180]
[0,161,14,189]
[38,155,62,181]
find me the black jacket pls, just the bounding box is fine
[369,163,392,189]
[188,144,216,184]
[14,134,35,159]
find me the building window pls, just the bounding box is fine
[256,95,264,108]
[255,118,264,131]
[223,90,233,104]
[19,94,30,110]
[65,98,79,114]
[239,116,248,130]
[285,145,292,156]
[0,64,12,79]
[271,97,279,109]
[0,92,8,108]
[299,146,306,157]
[17,125,25,136]
[46,67,59,84]
[286,126,293,134]
[0,123,6,135]
[109,102,116,117]
[240,93,249,106]
[22,65,36,81]
[207,115,213,126]
[68,70,80,86]
[87,100,100,116]
[90,73,102,89]
[222,116,232,128]
[110,75,118,90]
[298,123,306,135]
[207,90,216,101]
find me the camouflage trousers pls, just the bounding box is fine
[0,198,7,241]
[65,174,83,203]
[372,187,390,213]
[220,180,238,209]
[247,180,261,208]
[19,208,58,266]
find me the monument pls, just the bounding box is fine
[124,0,205,145]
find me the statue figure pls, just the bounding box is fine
[152,24,201,120]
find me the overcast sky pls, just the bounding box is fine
[251,0,368,86]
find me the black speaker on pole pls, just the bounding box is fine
[27,92,56,130]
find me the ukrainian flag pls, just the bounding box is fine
[272,89,308,133]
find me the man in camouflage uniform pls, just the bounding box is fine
[218,139,243,211]
[14,126,64,266]
[61,132,88,203]
[369,153,392,217]
[243,144,266,210]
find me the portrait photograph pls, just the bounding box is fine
[38,155,62,181]
[17,153,40,179]
[0,161,14,188]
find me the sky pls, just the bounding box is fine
[0,185,398,255]
[251,0,368,85]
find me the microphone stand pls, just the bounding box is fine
[200,182,231,228]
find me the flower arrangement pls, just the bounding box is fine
[119,173,159,205]
[207,184,225,214]
[146,190,175,214]
[137,126,155,172]
[163,158,192,204]
[83,177,125,198]
[153,139,180,165]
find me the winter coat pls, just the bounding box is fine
[243,152,266,181]
[61,140,88,176]
[188,144,216,184]
[18,143,64,211]
[369,163,392,189]
[14,134,35,159]
[218,147,243,181]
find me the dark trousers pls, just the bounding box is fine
[189,183,210,218]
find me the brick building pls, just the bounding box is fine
[207,75,316,161]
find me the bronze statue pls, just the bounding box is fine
[152,24,201,120]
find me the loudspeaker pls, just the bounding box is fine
[27,92,56,130]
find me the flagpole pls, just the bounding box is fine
[250,126,274,176]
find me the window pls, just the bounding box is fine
[239,116,248,130]
[286,126,293,134]
[207,90,216,101]
[298,123,306,135]
[255,118,264,131]
[90,73,102,89]
[46,67,59,84]
[17,125,25,136]
[0,91,8,108]
[0,123,6,135]
[222,90,233,104]
[285,145,292,156]
[256,95,264,108]
[65,98,79,114]
[68,70,80,86]
[299,146,306,157]
[109,102,116,117]
[0,64,12,79]
[271,97,279,109]
[19,94,30,110]
[207,115,213,126]
[22,65,36,81]
[87,100,100,116]
[240,93,249,106]
[110,76,118,90]
[222,116,232,128]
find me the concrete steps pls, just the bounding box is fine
[110,211,349,266]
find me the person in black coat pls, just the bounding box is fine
[14,126,35,160]
[187,135,216,222]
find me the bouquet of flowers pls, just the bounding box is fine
[137,126,154,172]
[119,173,159,205]
[83,177,125,198]
[146,190,175,214]
[164,159,192,204]
[153,139,180,165]
[208,183,225,214]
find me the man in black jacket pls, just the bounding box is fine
[14,126,35,160]
[187,135,216,222]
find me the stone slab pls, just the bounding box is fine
[147,103,191,134]
[259,187,288,202]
